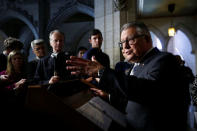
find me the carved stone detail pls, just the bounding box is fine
[0,0,36,26]
[47,0,77,32]
[52,0,77,20]
[113,0,127,12]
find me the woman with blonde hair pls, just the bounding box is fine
[0,50,27,107]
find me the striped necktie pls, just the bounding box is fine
[130,63,140,76]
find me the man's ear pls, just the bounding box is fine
[144,35,151,43]
[49,41,52,47]
[33,49,36,54]
[89,39,92,44]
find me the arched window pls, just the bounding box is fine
[167,30,195,75]
[150,31,162,51]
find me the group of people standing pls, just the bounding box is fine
[0,21,196,131]
[66,21,195,131]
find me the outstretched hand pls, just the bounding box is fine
[66,56,104,77]
[90,88,109,101]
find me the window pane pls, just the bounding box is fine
[167,30,195,75]
[150,31,162,51]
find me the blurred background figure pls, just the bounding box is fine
[77,46,87,58]
[174,55,194,84]
[82,29,110,86]
[34,29,73,85]
[0,37,23,72]
[115,47,133,75]
[0,50,27,108]
[31,39,46,59]
[27,39,46,79]
[83,29,110,68]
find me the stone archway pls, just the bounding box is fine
[147,24,166,51]
[0,9,38,60]
[0,9,38,39]
[46,2,94,53]
[0,29,7,53]
[175,24,196,53]
[165,24,196,53]
[166,24,196,74]
[47,2,94,32]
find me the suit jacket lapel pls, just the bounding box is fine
[140,47,160,64]
[130,48,160,77]
[126,64,134,76]
[132,64,144,76]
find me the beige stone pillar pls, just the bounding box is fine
[94,0,136,68]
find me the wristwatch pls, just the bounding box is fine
[97,67,105,78]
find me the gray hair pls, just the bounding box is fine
[49,29,65,41]
[121,21,152,42]
[31,39,45,49]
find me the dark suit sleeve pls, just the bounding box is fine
[115,62,132,73]
[102,53,110,68]
[0,54,7,72]
[82,48,91,60]
[99,69,157,105]
[34,59,49,85]
[27,61,37,80]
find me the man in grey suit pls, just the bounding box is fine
[66,22,188,131]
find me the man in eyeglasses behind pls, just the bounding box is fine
[66,21,189,131]
[27,39,46,79]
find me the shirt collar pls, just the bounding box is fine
[51,52,58,58]
[138,47,154,63]
[36,56,41,60]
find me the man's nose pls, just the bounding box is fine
[56,40,62,44]
[124,42,131,49]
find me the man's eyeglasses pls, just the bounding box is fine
[118,34,145,49]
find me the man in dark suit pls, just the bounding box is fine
[34,30,72,85]
[83,29,110,68]
[27,39,46,79]
[76,46,87,58]
[66,22,188,131]
[82,29,110,86]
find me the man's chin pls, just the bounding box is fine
[126,56,139,63]
[126,56,133,61]
[56,49,62,53]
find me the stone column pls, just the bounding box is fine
[94,0,136,68]
[38,0,50,39]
